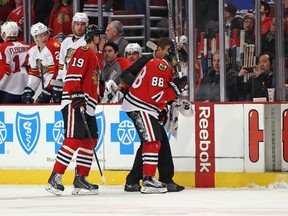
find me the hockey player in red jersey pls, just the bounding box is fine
[22,22,61,103]
[0,21,29,103]
[121,47,188,194]
[46,24,103,196]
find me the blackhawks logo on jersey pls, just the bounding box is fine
[158,63,167,71]
[81,46,89,51]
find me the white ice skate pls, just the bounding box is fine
[140,176,168,194]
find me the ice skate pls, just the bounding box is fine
[166,182,185,192]
[72,168,99,195]
[124,183,141,192]
[140,176,167,194]
[46,171,64,196]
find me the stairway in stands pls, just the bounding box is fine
[84,0,169,52]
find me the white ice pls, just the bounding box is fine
[0,185,288,216]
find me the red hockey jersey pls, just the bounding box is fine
[121,58,176,118]
[61,46,101,116]
[7,5,35,41]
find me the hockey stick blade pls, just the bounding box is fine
[80,106,106,185]
[50,79,64,87]
[146,40,157,51]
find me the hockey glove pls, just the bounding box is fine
[52,86,63,103]
[71,91,86,110]
[169,76,188,95]
[36,87,53,103]
[158,108,168,126]
[22,87,35,103]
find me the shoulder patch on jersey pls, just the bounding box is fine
[158,63,167,71]
[81,46,90,51]
[53,42,60,48]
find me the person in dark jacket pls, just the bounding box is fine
[261,17,288,58]
[196,50,237,102]
[237,52,274,101]
[224,2,243,38]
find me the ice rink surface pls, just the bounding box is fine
[1,185,288,216]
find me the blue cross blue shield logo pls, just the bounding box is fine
[16,112,40,155]
[47,111,105,154]
[111,111,140,154]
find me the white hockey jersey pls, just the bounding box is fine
[27,38,60,91]
[56,36,86,81]
[0,40,29,95]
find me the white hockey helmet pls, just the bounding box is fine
[1,21,19,41]
[177,99,194,117]
[72,12,89,26]
[30,22,48,39]
[124,43,142,56]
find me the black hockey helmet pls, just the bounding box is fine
[84,24,104,41]
[165,45,188,66]
[165,46,177,66]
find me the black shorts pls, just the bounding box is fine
[61,105,98,140]
[127,110,162,143]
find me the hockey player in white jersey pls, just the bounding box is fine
[22,22,61,103]
[52,12,89,103]
[0,21,29,103]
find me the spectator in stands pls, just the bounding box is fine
[48,0,73,37]
[243,13,255,44]
[195,50,237,102]
[33,0,54,26]
[224,2,243,38]
[22,22,61,104]
[0,0,15,42]
[7,0,35,42]
[105,20,129,57]
[0,0,15,26]
[260,0,272,35]
[261,17,288,58]
[99,42,132,101]
[0,21,29,103]
[237,52,274,101]
[124,43,142,63]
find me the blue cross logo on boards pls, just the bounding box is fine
[46,111,64,154]
[0,112,13,154]
[111,111,140,155]
[46,111,105,154]
[16,112,40,155]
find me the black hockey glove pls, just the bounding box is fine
[22,87,35,103]
[71,91,86,110]
[36,87,53,103]
[169,76,188,95]
[52,86,63,103]
[158,108,168,126]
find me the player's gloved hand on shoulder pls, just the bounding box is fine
[22,87,35,103]
[158,108,168,126]
[169,76,188,95]
[71,91,86,110]
[52,86,63,103]
[36,87,53,103]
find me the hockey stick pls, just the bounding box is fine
[166,0,182,77]
[80,107,106,185]
[146,40,157,51]
[50,79,64,87]
[39,63,45,90]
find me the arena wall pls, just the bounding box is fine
[0,102,287,188]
